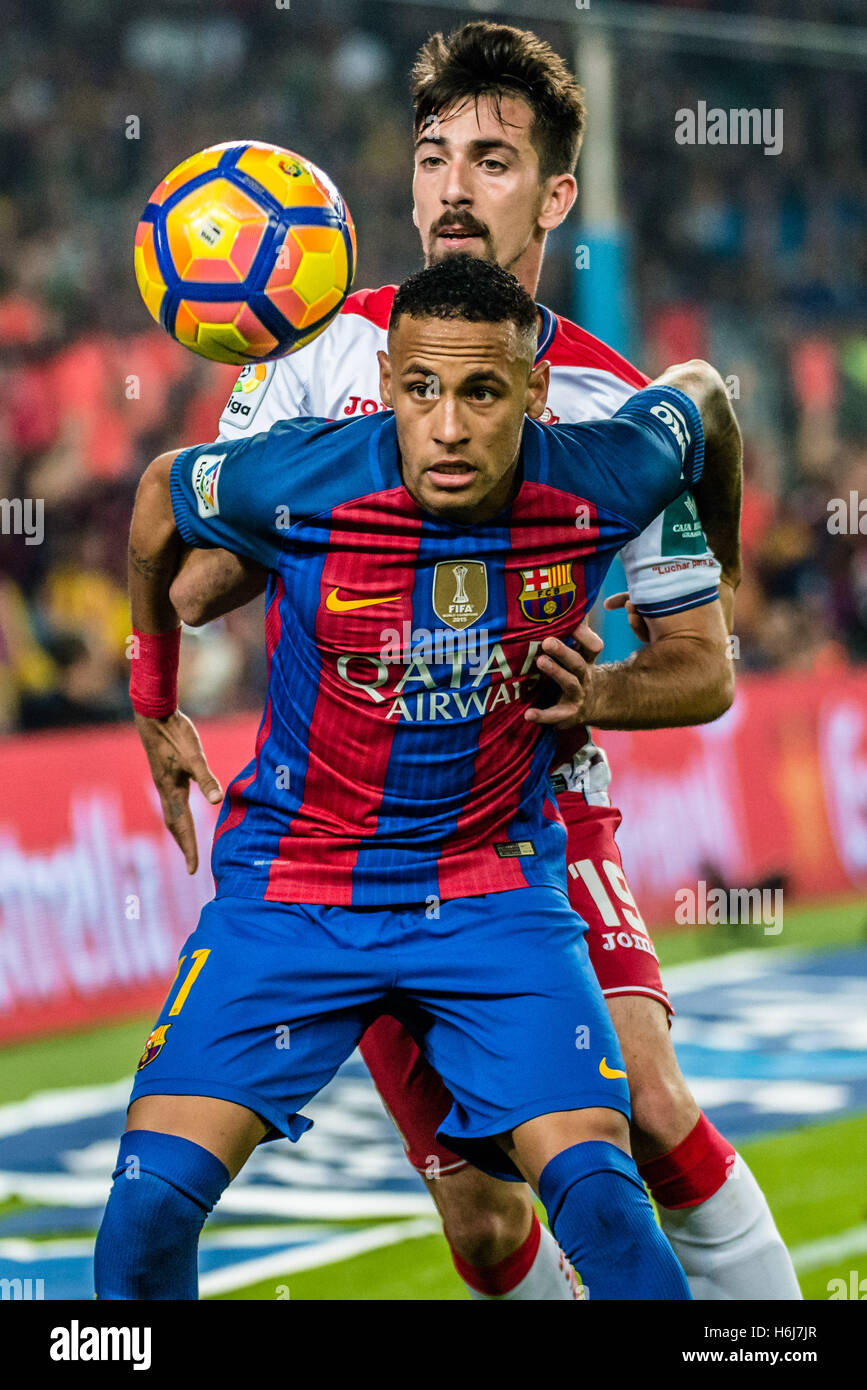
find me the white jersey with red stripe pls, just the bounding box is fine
[216,286,721,804]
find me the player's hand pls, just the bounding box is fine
[569,616,604,665]
[604,591,650,644]
[524,634,600,729]
[134,710,223,875]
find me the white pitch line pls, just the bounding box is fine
[0,1236,94,1261]
[790,1224,867,1273]
[0,1170,433,1219]
[0,1081,131,1139]
[198,1217,440,1298]
[0,1225,337,1263]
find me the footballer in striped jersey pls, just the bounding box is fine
[160,22,800,1302]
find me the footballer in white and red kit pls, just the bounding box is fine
[216,283,721,1168]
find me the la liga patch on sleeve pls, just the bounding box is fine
[220,361,275,430]
[191,453,225,518]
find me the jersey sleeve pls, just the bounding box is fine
[217,354,310,441]
[619,496,721,618]
[171,423,308,569]
[562,384,705,538]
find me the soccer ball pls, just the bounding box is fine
[134,141,357,365]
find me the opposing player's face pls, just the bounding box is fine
[379,315,549,523]
[412,94,575,282]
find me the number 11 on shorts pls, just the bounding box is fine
[167,949,212,1016]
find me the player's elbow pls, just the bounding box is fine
[169,566,211,627]
[130,452,177,552]
[710,669,736,721]
[170,548,266,626]
[698,643,736,721]
[689,359,738,443]
[674,358,726,398]
[662,634,735,725]
[137,450,176,501]
[657,359,734,438]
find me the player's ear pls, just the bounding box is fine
[411,202,419,230]
[526,359,550,419]
[537,173,577,232]
[378,349,393,407]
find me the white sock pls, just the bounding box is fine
[657,1154,802,1300]
[461,1221,582,1301]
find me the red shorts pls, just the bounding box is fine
[358,799,672,1174]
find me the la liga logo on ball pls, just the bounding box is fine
[134,141,357,365]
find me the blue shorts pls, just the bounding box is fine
[129,886,630,1181]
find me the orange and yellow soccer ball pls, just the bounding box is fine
[134,141,357,365]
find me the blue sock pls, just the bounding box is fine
[539,1141,692,1300]
[94,1130,230,1300]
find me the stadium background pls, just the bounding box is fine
[0,0,865,1301]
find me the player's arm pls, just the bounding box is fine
[170,546,268,627]
[528,365,740,730]
[130,429,289,869]
[536,597,733,733]
[652,360,742,592]
[129,449,224,874]
[553,363,739,546]
[606,575,735,642]
[533,593,733,732]
[169,357,309,625]
[579,475,736,728]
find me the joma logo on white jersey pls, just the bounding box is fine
[650,402,691,464]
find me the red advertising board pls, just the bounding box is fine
[0,716,253,1042]
[602,669,867,926]
[1,671,865,1040]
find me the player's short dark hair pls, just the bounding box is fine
[411,21,585,180]
[389,254,538,356]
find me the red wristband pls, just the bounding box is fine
[129,626,181,718]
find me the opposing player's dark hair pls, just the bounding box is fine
[411,21,585,180]
[390,255,538,346]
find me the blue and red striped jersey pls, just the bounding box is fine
[171,384,704,906]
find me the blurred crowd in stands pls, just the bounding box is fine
[1,0,865,733]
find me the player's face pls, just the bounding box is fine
[412,94,576,283]
[379,315,549,524]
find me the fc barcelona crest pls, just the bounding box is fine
[136,1024,171,1071]
[518,563,576,623]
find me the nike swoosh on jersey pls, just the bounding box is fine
[325,587,401,612]
[599,1057,628,1079]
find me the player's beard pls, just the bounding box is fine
[426,235,497,267]
[425,211,544,279]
